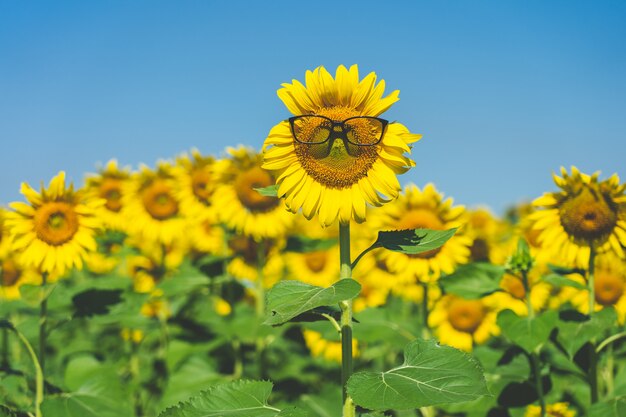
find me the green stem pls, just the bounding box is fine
[339,223,355,417]
[596,331,626,353]
[421,283,431,339]
[521,271,535,319]
[531,353,546,417]
[11,323,43,417]
[605,343,615,397]
[1,325,9,369]
[39,272,48,375]
[130,340,142,416]
[587,245,599,404]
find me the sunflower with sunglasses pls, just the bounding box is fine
[262,64,421,227]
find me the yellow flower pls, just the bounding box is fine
[84,159,131,231]
[174,149,218,221]
[303,329,359,363]
[0,256,41,300]
[493,272,551,316]
[120,328,144,344]
[286,247,339,288]
[429,295,500,351]
[466,208,510,265]
[0,209,12,259]
[226,235,285,289]
[262,64,421,226]
[213,146,294,240]
[7,171,102,277]
[369,184,472,283]
[123,162,188,246]
[531,167,626,267]
[140,291,171,320]
[567,254,626,323]
[188,218,225,256]
[214,297,232,316]
[525,402,576,417]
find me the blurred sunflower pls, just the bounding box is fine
[188,217,225,256]
[466,208,510,264]
[369,184,472,283]
[0,256,41,300]
[262,64,421,226]
[213,147,293,240]
[174,149,217,221]
[123,163,188,246]
[429,294,500,351]
[7,171,102,278]
[0,209,11,259]
[303,329,359,363]
[525,402,576,417]
[126,242,186,293]
[227,235,285,289]
[531,167,626,267]
[567,254,626,323]
[85,159,131,231]
[286,247,339,288]
[494,272,551,316]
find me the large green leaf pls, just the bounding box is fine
[265,279,361,326]
[347,338,488,410]
[440,263,505,299]
[497,310,557,354]
[374,228,457,255]
[556,307,617,358]
[158,380,307,417]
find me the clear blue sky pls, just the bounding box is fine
[1,1,625,214]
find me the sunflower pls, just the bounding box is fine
[525,402,576,417]
[493,272,551,316]
[7,171,102,278]
[125,241,186,293]
[429,294,500,351]
[531,167,626,267]
[0,209,11,259]
[213,146,294,240]
[0,256,41,300]
[188,217,225,256]
[262,64,421,227]
[226,235,285,289]
[123,162,188,246]
[85,159,131,231]
[567,254,626,323]
[466,208,510,265]
[174,148,217,221]
[368,184,473,283]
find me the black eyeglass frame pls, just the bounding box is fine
[287,115,389,146]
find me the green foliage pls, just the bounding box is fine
[497,310,557,354]
[254,184,279,197]
[265,279,361,325]
[440,263,505,299]
[158,380,307,417]
[556,307,617,358]
[541,273,586,290]
[506,238,533,274]
[373,228,457,255]
[346,339,488,411]
[589,397,626,417]
[285,236,337,253]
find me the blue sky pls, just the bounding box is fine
[1,1,625,214]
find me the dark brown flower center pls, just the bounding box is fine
[33,201,80,246]
[1,259,21,287]
[304,251,328,273]
[234,166,280,213]
[294,106,379,189]
[594,271,624,306]
[99,178,123,212]
[191,169,213,203]
[141,180,179,220]
[448,299,486,333]
[228,236,272,265]
[559,186,617,242]
[470,238,490,262]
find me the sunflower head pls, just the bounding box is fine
[175,149,218,219]
[7,172,102,277]
[263,65,422,226]
[532,167,626,265]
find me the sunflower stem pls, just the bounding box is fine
[521,270,534,319]
[39,272,48,376]
[421,283,431,339]
[339,223,355,417]
[587,245,599,404]
[10,322,43,417]
[521,272,545,416]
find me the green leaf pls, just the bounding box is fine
[548,264,586,276]
[285,236,337,253]
[265,279,361,326]
[541,273,586,290]
[589,396,626,417]
[158,380,307,417]
[72,289,123,317]
[347,338,488,410]
[440,263,505,299]
[556,307,617,358]
[374,228,457,255]
[497,310,557,354]
[255,184,279,197]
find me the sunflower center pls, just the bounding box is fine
[142,180,179,220]
[99,178,123,212]
[470,238,490,262]
[191,169,213,203]
[33,201,80,246]
[304,251,327,273]
[501,274,526,300]
[448,299,486,333]
[228,236,272,265]
[234,166,280,213]
[559,186,617,242]
[1,259,21,287]
[594,271,624,306]
[294,106,379,189]
[396,209,445,259]
[375,258,391,273]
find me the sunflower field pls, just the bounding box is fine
[1,65,626,417]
